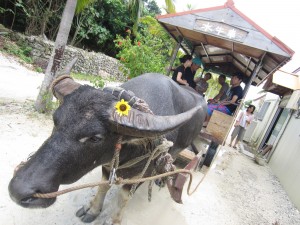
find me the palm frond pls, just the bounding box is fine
[128,0,143,34]
[76,0,95,14]
[164,0,175,13]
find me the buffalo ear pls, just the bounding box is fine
[109,105,202,138]
[52,76,81,102]
[51,57,81,102]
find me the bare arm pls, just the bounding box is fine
[194,77,200,82]
[214,85,227,101]
[234,111,243,126]
[246,115,254,125]
[220,95,238,106]
[197,84,208,93]
[176,72,188,85]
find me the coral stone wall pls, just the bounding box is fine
[13,33,126,82]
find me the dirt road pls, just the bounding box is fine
[1,52,300,225]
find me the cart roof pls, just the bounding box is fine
[156,0,294,86]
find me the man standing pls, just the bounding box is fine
[204,72,244,125]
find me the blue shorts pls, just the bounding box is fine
[207,104,231,116]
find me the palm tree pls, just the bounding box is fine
[128,0,175,34]
[127,0,143,34]
[35,0,93,113]
[186,3,195,11]
[35,0,174,112]
[163,0,176,13]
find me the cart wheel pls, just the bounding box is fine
[197,153,207,170]
[203,142,218,167]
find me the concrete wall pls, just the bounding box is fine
[251,95,280,148]
[269,112,300,210]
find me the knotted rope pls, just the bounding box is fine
[108,136,122,185]
[129,139,173,195]
[33,168,197,199]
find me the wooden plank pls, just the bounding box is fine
[168,153,202,203]
[178,149,195,162]
[206,110,234,144]
[199,131,222,145]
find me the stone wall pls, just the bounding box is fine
[12,33,126,82]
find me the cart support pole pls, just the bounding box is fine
[166,36,183,76]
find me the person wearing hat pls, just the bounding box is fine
[184,57,202,89]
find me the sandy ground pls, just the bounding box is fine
[1,52,300,225]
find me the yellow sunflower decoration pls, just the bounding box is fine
[115,99,131,116]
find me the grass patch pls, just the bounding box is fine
[1,38,33,64]
[71,72,95,81]
[71,72,106,88]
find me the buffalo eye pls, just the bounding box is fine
[89,135,102,143]
[79,134,103,143]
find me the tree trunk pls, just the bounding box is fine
[70,15,81,46]
[10,0,16,29]
[35,0,77,113]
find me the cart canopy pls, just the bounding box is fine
[156,0,294,86]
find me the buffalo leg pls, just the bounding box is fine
[76,167,110,223]
[99,184,132,225]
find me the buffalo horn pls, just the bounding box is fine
[56,57,78,77]
[109,105,202,137]
[52,57,81,101]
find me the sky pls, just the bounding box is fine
[155,0,300,73]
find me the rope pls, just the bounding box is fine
[108,136,122,185]
[129,139,173,195]
[33,169,196,199]
[30,139,209,201]
[117,140,171,170]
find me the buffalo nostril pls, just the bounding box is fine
[21,197,36,204]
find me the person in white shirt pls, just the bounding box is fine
[229,104,256,149]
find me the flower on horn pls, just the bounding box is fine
[115,99,131,116]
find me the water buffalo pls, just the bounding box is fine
[9,62,207,224]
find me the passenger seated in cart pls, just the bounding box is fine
[203,72,244,126]
[208,74,229,103]
[194,72,212,96]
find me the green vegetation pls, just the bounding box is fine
[115,16,174,78]
[35,67,43,73]
[71,72,95,81]
[1,0,186,90]
[41,91,58,112]
[0,0,176,77]
[0,0,164,57]
[202,73,230,100]
[90,77,105,89]
[1,38,33,63]
[72,72,106,89]
[71,72,106,89]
